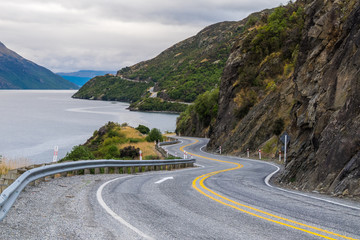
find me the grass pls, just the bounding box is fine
[0,157,30,175]
[118,141,161,159]
[118,126,162,159]
[117,127,162,159]
[121,126,144,139]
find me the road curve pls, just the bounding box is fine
[97,137,360,239]
[1,137,360,239]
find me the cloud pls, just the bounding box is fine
[0,0,287,72]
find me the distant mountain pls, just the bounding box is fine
[0,42,78,89]
[57,70,117,86]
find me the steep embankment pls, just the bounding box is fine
[0,42,78,89]
[278,0,360,197]
[177,2,304,137]
[203,0,360,197]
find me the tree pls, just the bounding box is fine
[146,128,163,142]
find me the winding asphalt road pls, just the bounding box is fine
[96,137,360,239]
[1,137,360,239]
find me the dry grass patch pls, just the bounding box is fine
[118,141,161,159]
[0,157,30,175]
[121,126,144,139]
[119,127,162,159]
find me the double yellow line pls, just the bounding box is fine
[180,139,357,240]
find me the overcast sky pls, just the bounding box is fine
[0,0,287,72]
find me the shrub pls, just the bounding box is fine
[136,124,150,134]
[273,118,285,135]
[119,146,140,159]
[108,129,121,138]
[62,145,95,161]
[107,145,119,158]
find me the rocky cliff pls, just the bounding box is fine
[205,0,360,197]
[0,42,78,89]
[278,0,360,197]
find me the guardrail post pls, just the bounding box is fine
[95,168,100,174]
[114,167,119,174]
[84,169,90,174]
[104,167,109,174]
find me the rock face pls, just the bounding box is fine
[0,42,78,89]
[208,0,360,197]
[278,0,360,196]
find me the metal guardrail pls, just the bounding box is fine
[0,158,195,221]
[159,140,180,146]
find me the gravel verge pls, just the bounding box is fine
[0,175,121,240]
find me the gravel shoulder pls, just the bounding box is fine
[0,175,121,240]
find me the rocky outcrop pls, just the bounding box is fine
[278,0,360,197]
[208,0,360,197]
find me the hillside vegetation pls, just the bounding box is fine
[178,0,360,198]
[177,2,304,137]
[73,75,152,102]
[61,122,164,161]
[73,16,265,111]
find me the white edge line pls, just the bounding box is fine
[262,164,360,211]
[155,177,174,184]
[96,177,154,240]
[195,140,360,211]
[233,157,360,211]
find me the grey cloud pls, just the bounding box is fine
[0,0,287,72]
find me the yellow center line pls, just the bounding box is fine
[180,138,357,240]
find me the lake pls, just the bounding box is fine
[0,90,179,164]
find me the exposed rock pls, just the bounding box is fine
[277,0,360,197]
[207,0,360,198]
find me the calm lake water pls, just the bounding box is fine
[0,90,179,164]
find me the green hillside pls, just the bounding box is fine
[72,75,152,102]
[73,16,264,111]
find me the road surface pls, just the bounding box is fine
[1,137,359,239]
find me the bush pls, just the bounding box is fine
[108,129,121,138]
[119,146,140,159]
[273,118,285,135]
[146,128,163,142]
[62,145,95,161]
[136,124,150,134]
[107,145,119,158]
